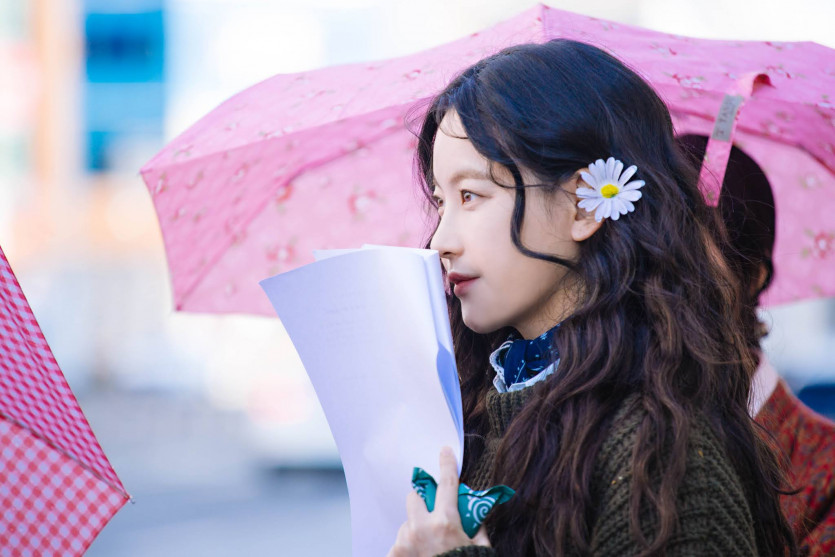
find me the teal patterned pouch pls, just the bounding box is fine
[411,467,515,538]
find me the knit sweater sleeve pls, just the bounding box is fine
[589,403,759,556]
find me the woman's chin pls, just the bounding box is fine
[461,310,505,335]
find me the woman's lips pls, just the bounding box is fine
[447,272,478,296]
[453,278,477,296]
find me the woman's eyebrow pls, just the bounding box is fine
[432,167,492,190]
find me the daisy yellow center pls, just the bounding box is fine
[600,183,620,198]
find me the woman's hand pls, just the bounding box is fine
[387,447,491,557]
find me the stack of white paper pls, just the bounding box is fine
[259,246,462,557]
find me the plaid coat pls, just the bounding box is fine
[757,381,835,556]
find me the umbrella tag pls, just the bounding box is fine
[712,94,745,142]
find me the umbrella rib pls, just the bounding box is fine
[0,408,130,498]
[1,265,130,497]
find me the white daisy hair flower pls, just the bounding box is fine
[576,157,646,222]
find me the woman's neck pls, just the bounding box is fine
[513,306,573,339]
[513,278,580,339]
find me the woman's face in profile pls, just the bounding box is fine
[429,111,584,339]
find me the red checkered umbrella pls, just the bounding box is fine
[0,246,129,555]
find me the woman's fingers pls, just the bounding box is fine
[391,450,474,555]
[435,446,460,516]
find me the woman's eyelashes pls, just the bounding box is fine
[432,188,483,216]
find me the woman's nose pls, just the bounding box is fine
[429,213,463,260]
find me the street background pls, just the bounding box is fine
[2,1,835,555]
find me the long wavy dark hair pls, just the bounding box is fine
[412,40,794,556]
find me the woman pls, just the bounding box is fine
[388,40,794,556]
[679,133,835,556]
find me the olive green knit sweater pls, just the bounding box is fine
[438,386,761,556]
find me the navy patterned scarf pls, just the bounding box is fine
[496,324,561,387]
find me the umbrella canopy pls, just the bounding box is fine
[141,3,835,315]
[0,246,129,555]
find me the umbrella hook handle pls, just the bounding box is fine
[698,72,772,206]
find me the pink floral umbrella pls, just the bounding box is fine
[0,246,129,555]
[141,3,835,315]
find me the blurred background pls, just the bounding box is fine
[2,0,834,555]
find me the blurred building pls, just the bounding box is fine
[3,0,192,394]
[0,1,38,242]
[83,0,166,173]
[2,0,342,469]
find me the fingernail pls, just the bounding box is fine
[441,446,453,458]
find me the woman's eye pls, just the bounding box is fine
[462,191,479,203]
[433,197,444,208]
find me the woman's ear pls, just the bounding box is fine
[572,209,604,242]
[563,173,604,242]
